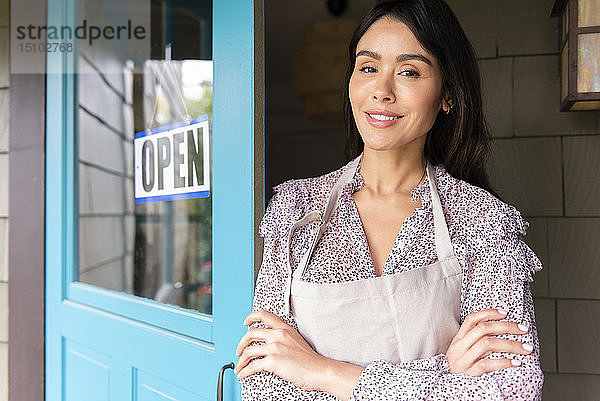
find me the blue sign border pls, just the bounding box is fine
[135,190,211,203]
[134,115,209,139]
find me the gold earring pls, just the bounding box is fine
[444,99,453,114]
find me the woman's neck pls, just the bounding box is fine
[359,147,426,197]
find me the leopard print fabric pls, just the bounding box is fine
[240,157,544,401]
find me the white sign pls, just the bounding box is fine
[134,116,210,203]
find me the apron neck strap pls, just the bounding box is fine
[287,153,456,305]
[425,161,455,261]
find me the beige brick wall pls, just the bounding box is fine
[0,0,8,399]
[448,0,600,399]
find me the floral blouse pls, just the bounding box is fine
[239,157,544,401]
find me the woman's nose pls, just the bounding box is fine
[372,74,396,103]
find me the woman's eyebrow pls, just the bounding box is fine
[356,50,432,66]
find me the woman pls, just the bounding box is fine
[235,1,544,400]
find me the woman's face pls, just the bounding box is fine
[349,18,444,152]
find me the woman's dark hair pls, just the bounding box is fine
[343,0,502,200]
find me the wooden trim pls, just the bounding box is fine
[8,3,47,401]
[578,25,600,34]
[254,0,265,281]
[568,0,577,100]
[8,66,47,401]
[571,92,600,100]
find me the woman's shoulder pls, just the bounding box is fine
[259,162,349,238]
[437,165,543,282]
[436,164,529,240]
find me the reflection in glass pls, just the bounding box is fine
[578,33,600,93]
[578,0,600,28]
[77,0,213,314]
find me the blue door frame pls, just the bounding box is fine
[45,1,260,399]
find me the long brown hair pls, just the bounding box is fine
[343,0,502,200]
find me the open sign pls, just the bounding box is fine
[134,116,210,203]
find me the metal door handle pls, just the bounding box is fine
[216,362,235,401]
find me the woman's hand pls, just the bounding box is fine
[235,310,364,399]
[445,308,532,376]
[234,310,333,392]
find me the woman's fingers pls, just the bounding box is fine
[234,343,271,375]
[243,310,287,329]
[447,309,533,375]
[458,320,529,351]
[448,335,531,374]
[236,355,272,380]
[463,336,533,365]
[236,310,329,387]
[451,308,508,343]
[467,357,525,376]
[236,310,289,357]
[235,310,294,366]
[235,327,275,356]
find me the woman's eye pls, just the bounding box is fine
[358,66,377,73]
[399,69,420,78]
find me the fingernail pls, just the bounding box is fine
[522,343,534,352]
[518,324,529,332]
[497,308,508,315]
[511,359,522,366]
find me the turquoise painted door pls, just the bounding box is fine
[45,0,260,400]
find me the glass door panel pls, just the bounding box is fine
[76,0,214,314]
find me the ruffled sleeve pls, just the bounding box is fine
[349,206,545,401]
[257,182,288,240]
[467,205,543,288]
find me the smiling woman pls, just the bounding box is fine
[236,1,544,400]
[349,21,444,147]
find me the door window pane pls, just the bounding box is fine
[77,0,213,314]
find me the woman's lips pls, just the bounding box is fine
[364,111,404,128]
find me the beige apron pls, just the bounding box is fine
[283,153,462,367]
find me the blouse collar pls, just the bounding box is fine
[343,157,434,208]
